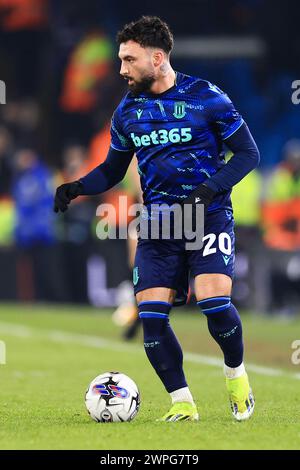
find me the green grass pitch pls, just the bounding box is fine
[0,303,299,450]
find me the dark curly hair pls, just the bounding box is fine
[116,16,174,54]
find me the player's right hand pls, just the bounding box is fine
[53,181,83,213]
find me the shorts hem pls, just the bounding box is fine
[134,284,187,307]
[191,269,234,279]
[134,284,178,295]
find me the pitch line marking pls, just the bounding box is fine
[0,321,299,380]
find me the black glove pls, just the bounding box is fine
[53,180,83,213]
[182,183,215,208]
[181,183,216,233]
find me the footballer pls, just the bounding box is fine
[54,16,259,422]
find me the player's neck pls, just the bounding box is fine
[150,68,176,95]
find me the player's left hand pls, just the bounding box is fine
[53,181,83,213]
[182,183,215,209]
[181,183,216,232]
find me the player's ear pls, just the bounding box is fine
[152,50,164,67]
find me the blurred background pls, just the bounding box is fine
[0,0,299,318]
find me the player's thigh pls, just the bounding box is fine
[136,287,177,304]
[188,209,235,301]
[194,273,232,301]
[133,238,186,304]
[127,225,138,269]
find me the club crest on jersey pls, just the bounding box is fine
[173,101,186,119]
[133,267,139,286]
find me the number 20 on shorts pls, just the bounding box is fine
[202,232,232,257]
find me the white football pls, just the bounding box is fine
[85,372,140,422]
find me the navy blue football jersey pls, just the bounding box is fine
[110,71,244,212]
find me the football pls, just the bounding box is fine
[85,372,141,422]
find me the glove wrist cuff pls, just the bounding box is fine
[195,183,216,202]
[183,183,216,206]
[74,180,84,196]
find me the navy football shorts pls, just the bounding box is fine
[133,209,235,306]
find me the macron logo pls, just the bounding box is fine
[136,109,143,119]
[195,197,201,203]
[222,255,230,266]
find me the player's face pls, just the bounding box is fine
[119,41,156,95]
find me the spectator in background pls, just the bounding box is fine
[12,147,66,301]
[262,139,300,314]
[13,147,55,246]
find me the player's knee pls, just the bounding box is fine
[194,273,232,301]
[136,287,176,304]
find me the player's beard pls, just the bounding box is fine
[126,72,155,95]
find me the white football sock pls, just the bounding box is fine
[224,362,245,379]
[170,387,195,405]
